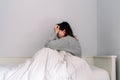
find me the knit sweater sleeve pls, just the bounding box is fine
[45,34,81,57]
[45,35,69,50]
[47,32,58,41]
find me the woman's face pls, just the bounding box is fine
[57,29,66,38]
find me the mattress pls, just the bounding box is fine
[91,66,110,80]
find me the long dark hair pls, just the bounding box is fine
[57,21,76,39]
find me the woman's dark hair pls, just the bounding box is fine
[57,21,76,39]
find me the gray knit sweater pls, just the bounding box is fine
[45,33,81,57]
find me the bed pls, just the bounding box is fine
[82,56,117,80]
[0,55,116,80]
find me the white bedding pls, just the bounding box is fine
[0,48,93,80]
[91,66,110,80]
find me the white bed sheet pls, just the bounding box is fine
[0,65,110,80]
[0,48,93,80]
[91,66,110,80]
[0,48,110,80]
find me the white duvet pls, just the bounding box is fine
[0,48,94,80]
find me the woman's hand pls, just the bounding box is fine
[54,25,60,33]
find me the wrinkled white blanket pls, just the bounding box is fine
[0,48,94,80]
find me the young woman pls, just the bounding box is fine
[45,22,81,57]
[0,22,93,80]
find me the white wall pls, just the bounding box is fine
[97,0,120,80]
[0,0,97,57]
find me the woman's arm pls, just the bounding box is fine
[45,32,58,47]
[45,36,81,57]
[48,32,58,41]
[47,25,60,41]
[45,25,60,47]
[45,36,69,50]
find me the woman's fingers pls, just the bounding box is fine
[55,25,59,29]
